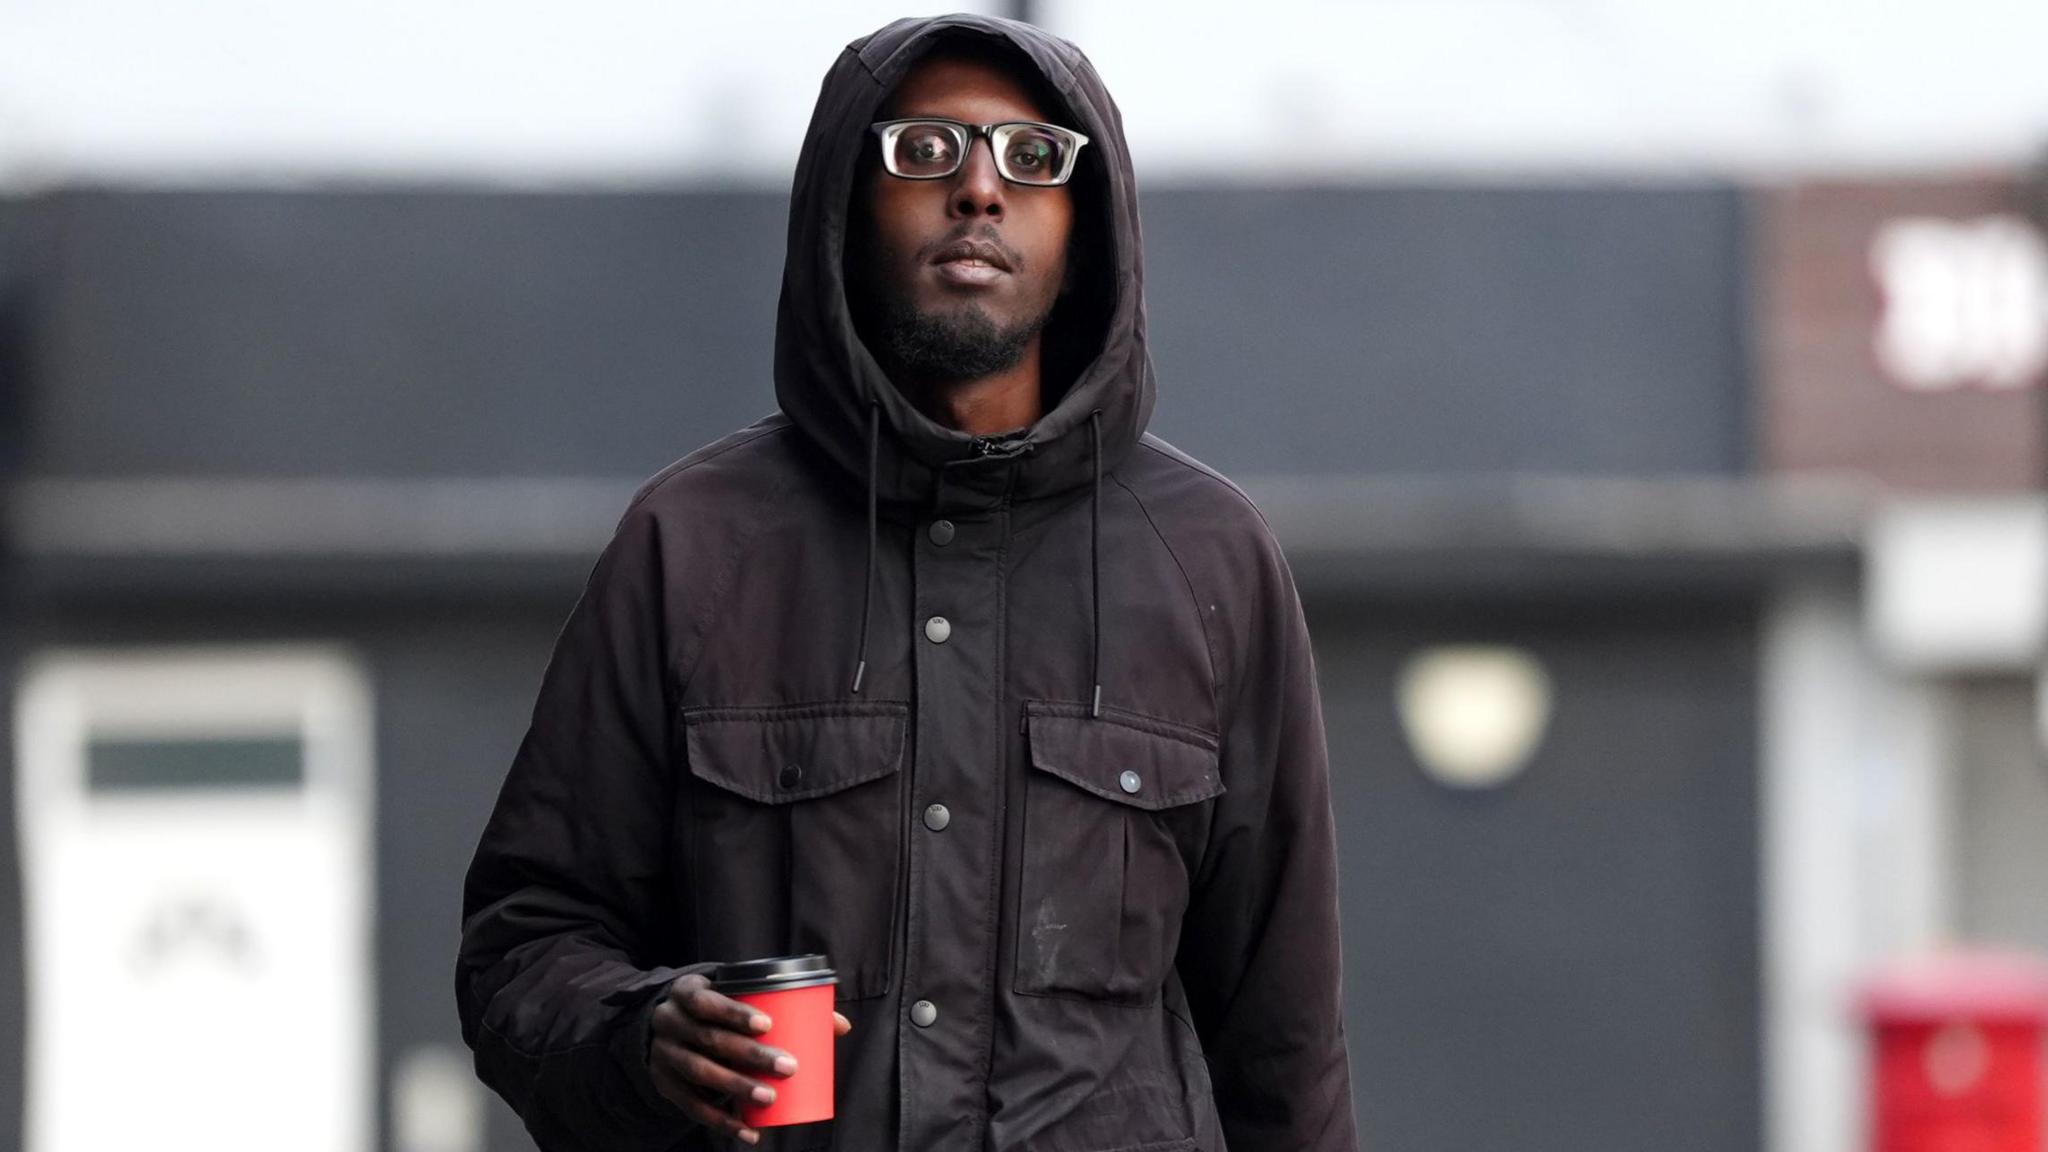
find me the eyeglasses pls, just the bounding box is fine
[869,117,1090,187]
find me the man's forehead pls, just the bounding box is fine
[881,52,1055,123]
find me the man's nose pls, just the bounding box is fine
[948,135,1005,220]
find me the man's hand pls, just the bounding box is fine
[646,972,854,1145]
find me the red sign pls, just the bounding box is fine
[1860,950,2048,1151]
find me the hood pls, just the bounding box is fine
[773,12,1153,516]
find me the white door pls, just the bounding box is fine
[15,645,374,1152]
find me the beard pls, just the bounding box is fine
[869,293,1053,386]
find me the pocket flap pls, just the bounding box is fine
[682,701,908,803]
[1024,701,1224,811]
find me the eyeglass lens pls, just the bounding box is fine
[887,122,1074,184]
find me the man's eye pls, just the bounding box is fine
[1005,130,1061,175]
[909,135,951,161]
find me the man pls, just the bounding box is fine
[456,13,1358,1152]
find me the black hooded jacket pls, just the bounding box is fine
[456,13,1358,1151]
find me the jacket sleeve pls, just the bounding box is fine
[454,500,717,1152]
[1175,528,1361,1151]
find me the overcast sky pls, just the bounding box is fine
[1,0,2043,189]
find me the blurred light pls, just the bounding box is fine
[394,1045,484,1152]
[1396,644,1552,790]
[1923,1023,1991,1098]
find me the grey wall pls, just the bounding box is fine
[21,191,786,481]
[0,197,26,1151]
[1313,591,1760,1152]
[1955,678,2048,954]
[1141,186,1750,477]
[20,185,1748,484]
[1,198,27,473]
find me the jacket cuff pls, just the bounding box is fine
[607,962,725,1119]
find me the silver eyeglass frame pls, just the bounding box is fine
[869,117,1091,186]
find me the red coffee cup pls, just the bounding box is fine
[712,953,838,1128]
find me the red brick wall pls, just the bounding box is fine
[1753,177,2045,492]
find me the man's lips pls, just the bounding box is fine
[932,258,1009,286]
[929,238,1014,286]
[930,238,1013,271]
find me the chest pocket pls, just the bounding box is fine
[1016,700,1225,1005]
[681,701,908,1001]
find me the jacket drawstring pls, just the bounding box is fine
[849,402,1103,716]
[851,400,879,695]
[1090,408,1103,718]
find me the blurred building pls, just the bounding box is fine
[2,4,2047,1152]
[4,179,1770,1151]
[1751,173,2048,1152]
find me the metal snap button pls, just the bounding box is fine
[928,519,956,546]
[923,803,951,831]
[779,763,803,789]
[910,999,938,1027]
[1118,769,1141,794]
[925,616,952,644]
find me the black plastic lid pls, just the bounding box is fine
[711,953,838,995]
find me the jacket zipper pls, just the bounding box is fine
[970,435,1036,460]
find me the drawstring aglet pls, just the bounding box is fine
[1088,408,1105,720]
[851,399,879,699]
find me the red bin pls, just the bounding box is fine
[1859,949,2048,1152]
